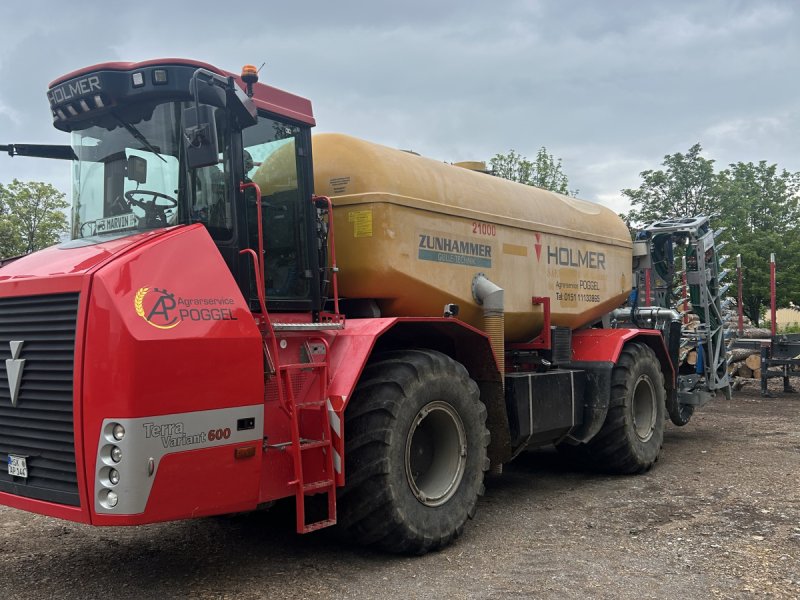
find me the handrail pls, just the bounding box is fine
[239,248,267,316]
[313,195,340,316]
[240,180,283,404]
[241,181,265,292]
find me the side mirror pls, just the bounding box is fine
[182,104,219,170]
[126,155,147,184]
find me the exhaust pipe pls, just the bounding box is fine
[472,274,505,381]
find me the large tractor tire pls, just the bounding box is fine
[337,349,490,554]
[573,343,666,474]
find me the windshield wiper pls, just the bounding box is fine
[112,114,167,163]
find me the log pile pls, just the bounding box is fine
[727,330,766,380]
[677,306,770,381]
[676,301,777,384]
[737,328,772,340]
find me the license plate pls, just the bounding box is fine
[8,455,27,478]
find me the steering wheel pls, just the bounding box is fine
[124,189,178,210]
[124,189,178,228]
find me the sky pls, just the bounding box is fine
[1,0,798,215]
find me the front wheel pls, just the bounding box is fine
[575,343,666,474]
[337,349,489,554]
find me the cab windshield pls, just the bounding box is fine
[70,101,232,240]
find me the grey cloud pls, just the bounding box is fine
[1,0,798,213]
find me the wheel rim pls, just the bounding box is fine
[632,374,658,442]
[405,401,467,507]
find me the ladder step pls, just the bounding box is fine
[303,479,334,492]
[302,519,336,534]
[280,362,327,371]
[300,439,329,450]
[296,400,326,409]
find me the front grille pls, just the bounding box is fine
[0,293,80,506]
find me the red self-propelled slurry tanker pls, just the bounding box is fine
[0,59,728,554]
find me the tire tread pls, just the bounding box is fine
[561,343,666,474]
[338,349,489,554]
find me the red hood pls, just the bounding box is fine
[0,229,173,295]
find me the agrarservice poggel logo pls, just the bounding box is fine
[134,287,238,330]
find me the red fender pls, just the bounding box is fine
[571,328,675,388]
[324,317,504,484]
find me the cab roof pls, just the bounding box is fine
[50,58,315,126]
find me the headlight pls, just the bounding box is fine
[108,469,120,485]
[112,424,125,441]
[106,491,118,508]
[110,446,122,463]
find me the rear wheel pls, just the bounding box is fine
[570,343,666,474]
[338,349,489,554]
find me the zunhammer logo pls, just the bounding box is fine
[134,286,239,330]
[418,233,492,268]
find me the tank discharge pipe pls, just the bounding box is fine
[472,274,505,382]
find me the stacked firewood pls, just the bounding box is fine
[728,348,764,380]
[682,346,762,378]
[678,311,769,379]
[678,314,701,365]
[727,328,772,380]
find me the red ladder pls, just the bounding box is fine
[279,357,337,533]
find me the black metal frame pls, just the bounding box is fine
[758,334,800,396]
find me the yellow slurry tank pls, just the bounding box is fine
[312,133,633,343]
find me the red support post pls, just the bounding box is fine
[506,297,551,351]
[531,296,551,350]
[645,268,652,306]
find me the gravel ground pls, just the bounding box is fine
[1,383,798,599]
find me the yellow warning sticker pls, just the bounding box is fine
[348,210,373,238]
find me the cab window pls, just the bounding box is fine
[242,116,312,304]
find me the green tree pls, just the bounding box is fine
[622,143,719,227]
[0,179,69,258]
[0,212,21,259]
[489,147,577,195]
[621,144,800,326]
[717,162,800,325]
